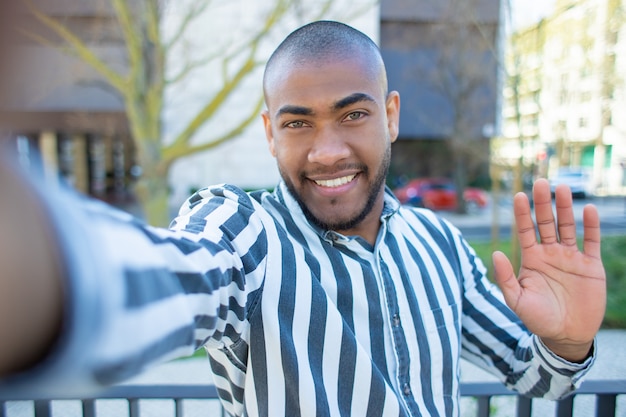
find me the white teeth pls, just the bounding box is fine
[314,175,356,188]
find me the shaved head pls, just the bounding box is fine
[260,21,400,241]
[263,21,388,101]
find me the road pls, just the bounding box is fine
[439,194,626,241]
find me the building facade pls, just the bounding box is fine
[501,0,626,195]
[0,0,136,208]
[380,0,503,188]
[4,0,509,212]
[1,1,379,215]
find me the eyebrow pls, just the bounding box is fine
[276,105,313,118]
[332,93,376,111]
[275,92,376,118]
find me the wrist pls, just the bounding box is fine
[540,338,594,363]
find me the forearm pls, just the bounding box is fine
[0,177,264,398]
[0,162,65,376]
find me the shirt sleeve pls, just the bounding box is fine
[450,223,595,400]
[0,178,268,400]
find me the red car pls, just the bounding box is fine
[392,177,488,212]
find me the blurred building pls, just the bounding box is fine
[380,0,503,187]
[501,0,626,195]
[2,0,508,212]
[0,0,136,207]
[0,0,378,214]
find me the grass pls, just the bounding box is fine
[469,235,626,328]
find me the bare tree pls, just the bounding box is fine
[20,0,376,225]
[410,0,501,214]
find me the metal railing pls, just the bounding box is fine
[2,380,625,417]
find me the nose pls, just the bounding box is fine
[307,125,351,166]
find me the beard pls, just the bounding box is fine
[281,144,391,232]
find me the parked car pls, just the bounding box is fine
[549,167,594,198]
[392,177,489,212]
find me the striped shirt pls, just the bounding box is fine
[2,181,593,416]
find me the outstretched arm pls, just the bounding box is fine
[0,161,65,376]
[492,178,606,363]
[0,160,268,398]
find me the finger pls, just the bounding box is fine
[512,189,537,249]
[492,251,521,310]
[554,183,577,247]
[582,204,602,259]
[532,178,558,244]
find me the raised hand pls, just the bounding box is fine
[492,178,606,362]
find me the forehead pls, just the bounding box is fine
[264,55,385,114]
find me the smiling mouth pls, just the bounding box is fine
[314,174,357,188]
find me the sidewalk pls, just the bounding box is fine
[117,329,626,417]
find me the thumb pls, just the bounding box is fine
[492,251,521,310]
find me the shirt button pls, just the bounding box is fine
[403,383,411,396]
[392,314,401,327]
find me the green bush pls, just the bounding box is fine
[469,235,626,328]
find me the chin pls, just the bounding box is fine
[310,207,365,232]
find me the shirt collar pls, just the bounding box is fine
[274,181,401,243]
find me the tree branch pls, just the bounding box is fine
[166,49,223,85]
[111,0,142,70]
[165,0,291,153]
[21,0,127,92]
[167,52,262,150]
[164,0,213,51]
[145,0,165,128]
[162,94,265,162]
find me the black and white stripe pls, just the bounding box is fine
[1,181,594,415]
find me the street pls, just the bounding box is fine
[439,194,626,241]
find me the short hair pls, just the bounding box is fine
[263,20,387,94]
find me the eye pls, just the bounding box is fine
[285,120,307,129]
[343,111,366,122]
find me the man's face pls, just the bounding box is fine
[262,55,399,238]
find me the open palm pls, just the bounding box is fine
[493,179,606,362]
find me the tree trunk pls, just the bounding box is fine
[132,142,171,227]
[134,175,171,226]
[453,149,468,214]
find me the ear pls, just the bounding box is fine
[262,110,277,157]
[385,91,400,143]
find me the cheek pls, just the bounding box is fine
[273,144,299,175]
[274,137,308,164]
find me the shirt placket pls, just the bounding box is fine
[375,238,419,416]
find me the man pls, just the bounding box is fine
[0,21,605,417]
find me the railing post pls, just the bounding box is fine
[82,399,97,417]
[129,398,140,417]
[556,396,574,417]
[175,398,184,417]
[595,393,617,417]
[34,400,52,417]
[477,396,491,417]
[516,396,532,417]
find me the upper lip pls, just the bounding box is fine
[308,169,361,182]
